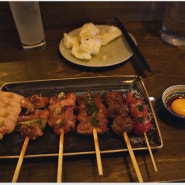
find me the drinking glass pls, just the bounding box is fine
[161,2,185,46]
[9,1,46,50]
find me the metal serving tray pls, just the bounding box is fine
[0,75,163,159]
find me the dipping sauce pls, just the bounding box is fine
[171,98,185,117]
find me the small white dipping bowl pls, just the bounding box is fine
[162,85,185,121]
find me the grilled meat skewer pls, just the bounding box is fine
[125,90,152,136]
[76,93,109,135]
[16,94,50,140]
[103,91,143,182]
[76,91,108,176]
[48,92,76,135]
[0,91,24,140]
[103,91,133,134]
[12,94,50,182]
[47,92,77,182]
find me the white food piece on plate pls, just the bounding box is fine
[71,41,92,60]
[71,38,102,60]
[63,33,78,49]
[99,25,122,46]
[80,38,101,55]
[63,22,122,60]
[79,22,100,41]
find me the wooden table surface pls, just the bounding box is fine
[0,1,185,183]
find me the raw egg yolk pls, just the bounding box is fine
[171,98,185,117]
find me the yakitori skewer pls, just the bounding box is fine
[57,129,64,182]
[126,90,158,172]
[76,92,109,176]
[123,131,143,182]
[12,94,49,182]
[0,91,24,140]
[93,128,103,176]
[144,132,157,172]
[12,137,29,182]
[48,92,76,182]
[103,91,143,182]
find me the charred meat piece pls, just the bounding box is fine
[21,94,50,113]
[49,92,76,109]
[103,91,133,135]
[16,94,50,140]
[0,91,24,140]
[76,93,109,135]
[18,109,49,122]
[48,105,76,135]
[103,91,128,119]
[112,115,133,135]
[18,122,45,140]
[48,92,76,135]
[26,94,49,109]
[16,109,49,140]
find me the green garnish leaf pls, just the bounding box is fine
[55,107,62,115]
[17,118,47,129]
[137,117,145,123]
[56,119,62,125]
[85,96,99,126]
[137,104,144,112]
[58,92,65,99]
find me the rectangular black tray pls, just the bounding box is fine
[0,75,163,159]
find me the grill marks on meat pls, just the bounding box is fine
[48,92,76,135]
[103,91,133,135]
[18,109,49,123]
[112,115,133,135]
[0,91,24,140]
[18,124,44,140]
[21,94,49,112]
[76,93,109,135]
[17,95,49,140]
[17,108,49,139]
[104,91,128,118]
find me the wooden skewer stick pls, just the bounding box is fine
[93,128,103,176]
[12,136,29,182]
[123,131,143,182]
[57,129,64,182]
[144,132,158,172]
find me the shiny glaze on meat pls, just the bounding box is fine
[103,91,133,135]
[76,93,109,135]
[48,92,76,134]
[16,94,50,140]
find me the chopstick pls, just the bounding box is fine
[130,58,146,78]
[93,128,103,176]
[114,17,151,72]
[123,131,143,182]
[57,129,64,182]
[12,137,29,182]
[144,132,158,172]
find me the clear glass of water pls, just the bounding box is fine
[161,2,185,46]
[9,1,46,50]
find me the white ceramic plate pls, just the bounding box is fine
[59,25,137,67]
